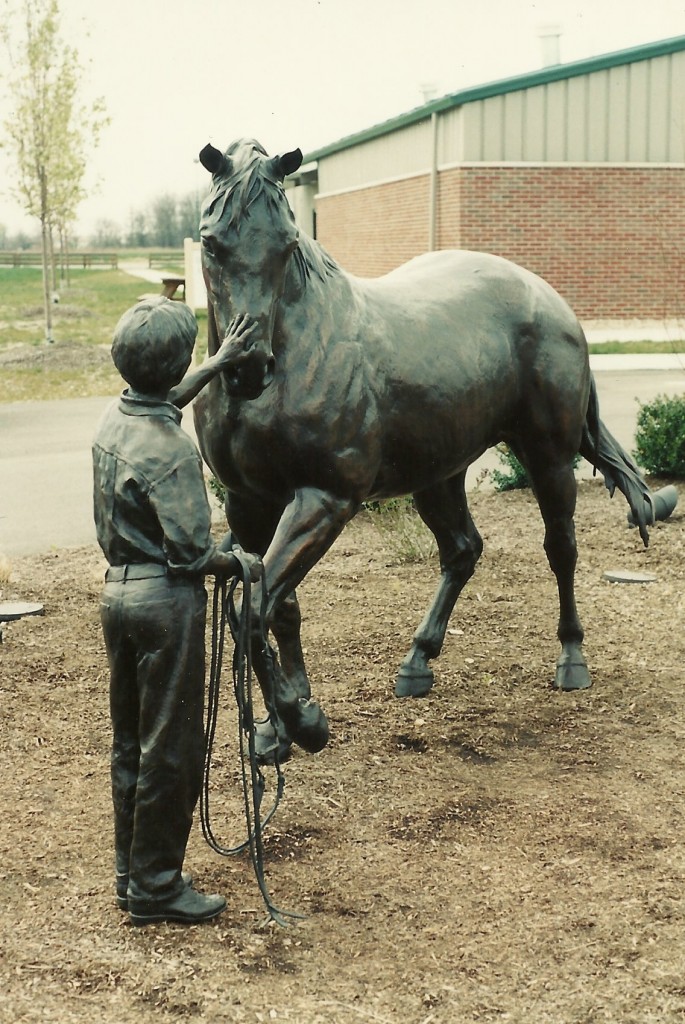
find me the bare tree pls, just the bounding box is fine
[91,218,122,249]
[126,211,149,249]
[177,191,202,243]
[150,194,179,249]
[1,0,107,341]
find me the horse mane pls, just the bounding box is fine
[201,138,341,291]
[293,233,341,290]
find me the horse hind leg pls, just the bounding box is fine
[514,444,591,691]
[396,473,483,697]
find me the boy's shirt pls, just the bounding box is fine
[92,390,218,576]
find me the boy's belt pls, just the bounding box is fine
[105,563,167,582]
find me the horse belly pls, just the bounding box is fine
[370,372,513,498]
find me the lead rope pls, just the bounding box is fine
[200,553,304,927]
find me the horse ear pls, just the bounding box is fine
[274,148,303,179]
[199,144,226,175]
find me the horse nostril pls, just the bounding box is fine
[244,326,262,353]
[264,356,275,381]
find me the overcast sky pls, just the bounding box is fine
[0,0,683,239]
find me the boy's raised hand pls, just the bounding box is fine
[215,315,258,368]
[168,314,257,409]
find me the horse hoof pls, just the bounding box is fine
[553,658,592,692]
[284,699,330,754]
[395,665,434,698]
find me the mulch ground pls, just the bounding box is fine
[1,480,684,1024]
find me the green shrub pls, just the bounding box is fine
[488,444,583,492]
[363,497,436,564]
[489,445,530,492]
[634,394,685,478]
[208,475,226,507]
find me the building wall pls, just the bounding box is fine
[316,174,430,278]
[317,120,434,194]
[455,164,684,319]
[287,181,317,239]
[314,163,685,319]
[311,44,685,321]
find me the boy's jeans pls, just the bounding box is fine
[100,571,207,904]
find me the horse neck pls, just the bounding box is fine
[284,233,353,319]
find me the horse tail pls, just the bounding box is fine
[579,375,653,548]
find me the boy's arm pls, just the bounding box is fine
[169,314,256,409]
[149,455,263,581]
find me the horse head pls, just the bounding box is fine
[198,138,303,399]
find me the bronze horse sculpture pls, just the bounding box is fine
[194,137,654,761]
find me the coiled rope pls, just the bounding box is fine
[200,551,303,926]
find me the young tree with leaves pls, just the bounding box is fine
[1,0,107,341]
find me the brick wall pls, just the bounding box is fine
[456,165,684,320]
[315,176,430,278]
[315,165,685,320]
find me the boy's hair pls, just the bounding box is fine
[111,297,198,394]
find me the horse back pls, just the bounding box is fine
[361,249,588,399]
[354,249,590,495]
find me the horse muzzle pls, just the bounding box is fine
[222,352,275,400]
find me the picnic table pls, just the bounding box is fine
[161,276,186,300]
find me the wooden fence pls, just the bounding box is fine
[0,251,118,268]
[147,251,185,269]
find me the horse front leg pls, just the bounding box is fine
[396,474,484,696]
[270,591,309,701]
[253,486,358,757]
[224,494,308,759]
[249,594,324,761]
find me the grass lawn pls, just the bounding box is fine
[587,339,685,354]
[0,267,145,345]
[0,267,207,402]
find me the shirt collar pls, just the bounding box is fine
[119,389,182,424]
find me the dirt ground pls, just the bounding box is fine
[1,480,685,1024]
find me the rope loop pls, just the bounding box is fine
[200,552,303,926]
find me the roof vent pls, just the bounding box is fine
[538,24,562,67]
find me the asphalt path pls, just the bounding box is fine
[2,360,685,558]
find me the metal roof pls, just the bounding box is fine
[303,34,685,163]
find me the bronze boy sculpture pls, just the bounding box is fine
[93,297,260,926]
